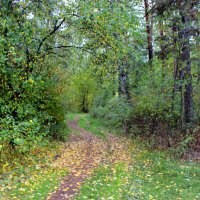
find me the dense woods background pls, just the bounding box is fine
[0,0,199,162]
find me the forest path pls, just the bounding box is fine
[47,117,132,200]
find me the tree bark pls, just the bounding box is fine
[158,19,166,79]
[198,60,200,83]
[110,0,130,100]
[144,0,154,67]
[118,63,130,99]
[179,4,194,124]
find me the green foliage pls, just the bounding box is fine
[0,117,43,153]
[92,96,132,129]
[170,134,196,158]
[66,66,98,113]
[0,0,199,198]
[0,0,69,160]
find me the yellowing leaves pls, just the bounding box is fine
[48,118,133,199]
[0,141,68,200]
[28,77,34,84]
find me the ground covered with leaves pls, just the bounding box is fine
[0,141,68,200]
[73,114,200,200]
[1,114,200,200]
[47,115,132,200]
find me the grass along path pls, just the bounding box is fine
[0,141,68,200]
[47,116,133,199]
[1,114,199,199]
[69,114,200,200]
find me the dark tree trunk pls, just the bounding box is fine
[110,0,130,100]
[197,37,200,84]
[179,5,194,124]
[118,64,130,99]
[198,60,200,83]
[158,20,166,79]
[154,0,196,125]
[144,0,154,67]
[171,18,181,122]
[82,91,89,113]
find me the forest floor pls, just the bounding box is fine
[47,116,133,200]
[1,114,200,200]
[48,114,200,200]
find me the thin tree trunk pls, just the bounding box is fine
[144,0,154,68]
[158,20,166,79]
[110,0,130,100]
[198,60,200,83]
[171,18,179,117]
[118,63,130,99]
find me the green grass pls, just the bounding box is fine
[0,141,68,200]
[70,113,200,200]
[126,144,200,200]
[76,163,133,200]
[67,113,108,136]
[67,113,122,138]
[75,145,200,200]
[67,112,77,121]
[77,114,107,138]
[1,168,68,200]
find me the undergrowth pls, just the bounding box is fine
[75,114,200,200]
[1,113,199,200]
[0,141,68,200]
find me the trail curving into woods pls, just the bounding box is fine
[47,118,132,200]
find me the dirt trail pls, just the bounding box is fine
[47,118,132,200]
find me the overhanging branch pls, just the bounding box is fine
[37,18,66,54]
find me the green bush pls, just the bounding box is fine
[92,96,131,129]
[0,72,68,156]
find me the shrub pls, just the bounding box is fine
[91,96,132,130]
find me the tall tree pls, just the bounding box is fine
[154,0,196,125]
[144,0,154,68]
[179,1,194,124]
[110,0,130,99]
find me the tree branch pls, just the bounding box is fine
[37,18,65,54]
[39,45,93,59]
[46,45,85,51]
